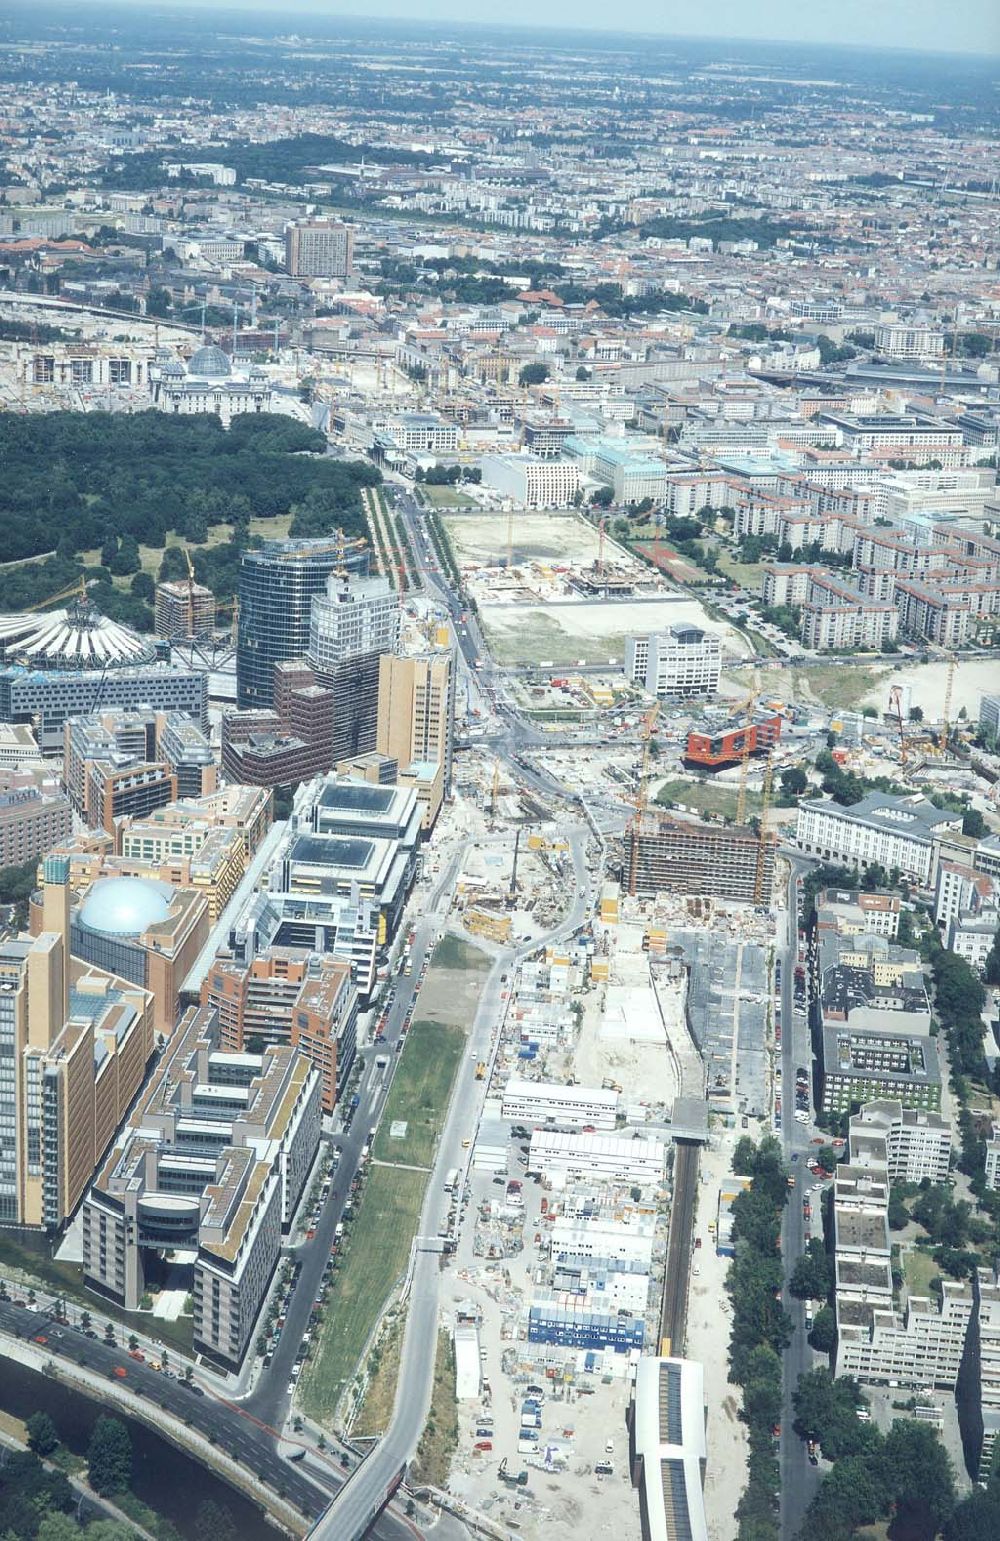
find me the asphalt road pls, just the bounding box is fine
[778,854,823,1541]
[0,1298,327,1520]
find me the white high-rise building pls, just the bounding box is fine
[625,625,722,700]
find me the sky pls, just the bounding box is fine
[114,0,1000,57]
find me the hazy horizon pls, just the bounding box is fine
[45,0,1000,59]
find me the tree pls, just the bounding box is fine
[26,1411,59,1457]
[87,1416,132,1496]
[808,1306,837,1353]
[195,1501,237,1541]
[575,365,591,380]
[944,1486,1000,1541]
[909,705,924,722]
[518,362,550,386]
[130,571,155,601]
[790,1239,833,1301]
[817,1146,838,1174]
[780,764,808,801]
[590,485,614,509]
[108,535,140,577]
[882,1419,955,1539]
[962,809,987,839]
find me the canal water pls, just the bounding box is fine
[0,1354,282,1541]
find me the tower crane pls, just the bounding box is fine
[626,701,661,893]
[735,680,761,828]
[888,684,908,770]
[754,752,775,905]
[940,652,956,753]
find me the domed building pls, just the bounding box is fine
[79,875,174,937]
[0,599,157,672]
[66,866,210,1036]
[148,342,272,426]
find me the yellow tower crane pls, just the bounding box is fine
[754,753,775,905]
[627,701,661,894]
[735,682,761,828]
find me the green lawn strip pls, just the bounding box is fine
[299,1165,427,1425]
[372,1019,465,1169]
[430,933,491,973]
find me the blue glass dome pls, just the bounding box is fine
[78,876,172,936]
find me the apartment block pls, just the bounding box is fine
[284,218,353,279]
[848,1100,951,1184]
[0,784,72,867]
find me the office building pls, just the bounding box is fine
[308,574,401,762]
[154,580,216,641]
[796,793,962,888]
[820,1026,941,1114]
[219,775,422,1000]
[630,1357,708,1541]
[815,888,901,940]
[625,815,774,904]
[684,713,781,770]
[625,626,722,701]
[980,694,1000,740]
[0,855,154,1228]
[376,649,455,817]
[284,218,354,279]
[0,662,208,755]
[201,948,358,1111]
[236,536,369,710]
[0,784,72,868]
[83,1004,321,1370]
[480,453,580,508]
[64,709,215,833]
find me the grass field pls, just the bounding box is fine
[903,1246,940,1300]
[372,1019,466,1169]
[793,663,890,711]
[715,548,764,594]
[430,932,490,972]
[350,1311,404,1439]
[417,484,477,508]
[298,1165,427,1426]
[82,513,296,589]
[655,776,761,821]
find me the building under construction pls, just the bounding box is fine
[625,814,775,904]
[684,713,781,771]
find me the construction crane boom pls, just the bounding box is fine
[940,652,956,753]
[888,684,908,769]
[754,753,775,905]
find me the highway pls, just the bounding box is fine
[0,1296,328,1521]
[777,853,823,1541]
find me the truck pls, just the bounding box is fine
[444,1167,460,1194]
[474,1061,486,1080]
